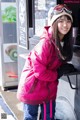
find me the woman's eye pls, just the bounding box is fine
[67,20,71,23]
[58,20,63,23]
[58,20,71,23]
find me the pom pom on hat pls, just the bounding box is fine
[48,4,73,26]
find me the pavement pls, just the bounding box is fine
[0,93,15,120]
[0,87,23,120]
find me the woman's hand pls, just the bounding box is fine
[57,63,78,79]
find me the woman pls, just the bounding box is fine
[17,4,76,120]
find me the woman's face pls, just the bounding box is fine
[57,15,72,37]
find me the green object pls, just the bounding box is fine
[2,6,16,22]
[9,49,17,61]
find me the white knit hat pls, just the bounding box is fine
[48,4,73,26]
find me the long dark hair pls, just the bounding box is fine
[51,15,73,62]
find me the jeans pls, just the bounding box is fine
[23,101,56,120]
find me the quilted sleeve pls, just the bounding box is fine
[31,39,58,82]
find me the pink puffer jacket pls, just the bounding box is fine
[17,26,62,105]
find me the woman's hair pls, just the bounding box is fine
[51,15,73,62]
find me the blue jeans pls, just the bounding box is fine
[23,101,56,120]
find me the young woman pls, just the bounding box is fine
[17,4,77,120]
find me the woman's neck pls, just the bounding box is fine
[59,33,64,41]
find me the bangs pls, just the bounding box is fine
[59,15,72,21]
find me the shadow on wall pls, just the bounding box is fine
[55,78,77,120]
[74,80,80,120]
